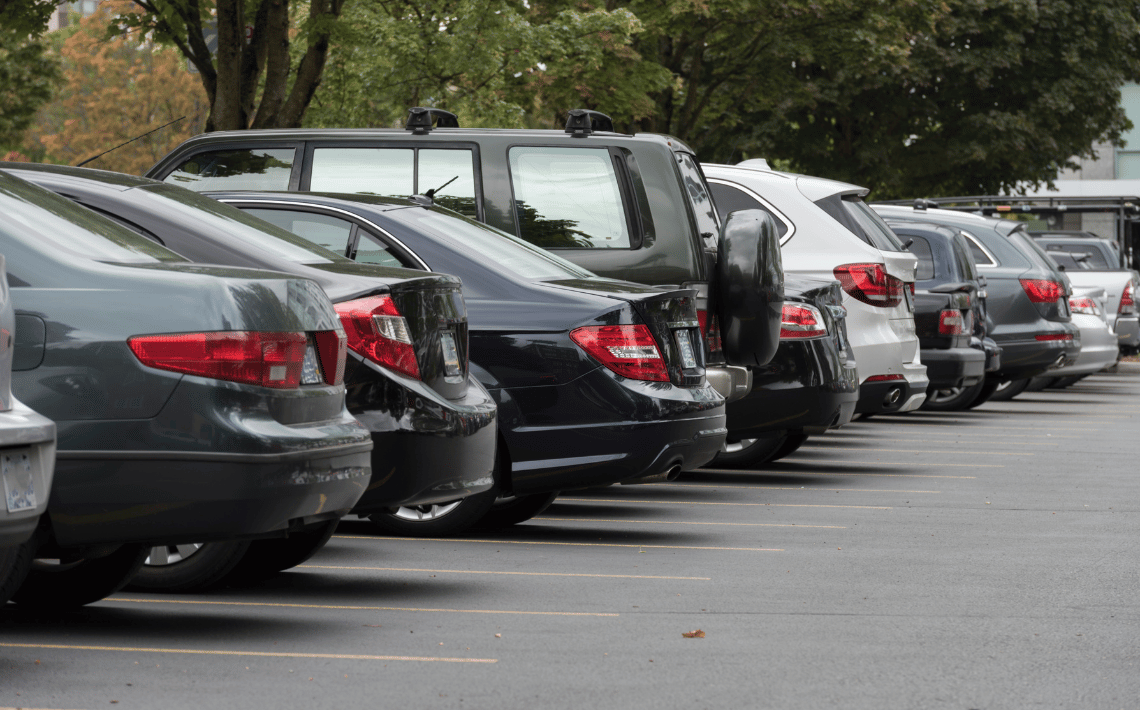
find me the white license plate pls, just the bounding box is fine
[440,332,461,377]
[903,286,915,313]
[675,330,698,369]
[2,448,36,514]
[300,343,323,385]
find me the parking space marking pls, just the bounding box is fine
[860,422,1094,431]
[299,565,711,580]
[696,468,979,478]
[0,642,496,664]
[107,598,619,617]
[556,497,891,510]
[664,483,941,493]
[537,517,847,529]
[838,431,1081,440]
[335,535,782,552]
[814,447,1031,456]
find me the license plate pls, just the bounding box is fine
[903,285,915,313]
[440,332,462,377]
[300,343,323,385]
[2,448,36,514]
[675,330,698,369]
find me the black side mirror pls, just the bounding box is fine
[715,209,784,367]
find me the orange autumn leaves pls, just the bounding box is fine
[26,0,207,174]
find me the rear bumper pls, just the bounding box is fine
[1114,314,1139,349]
[497,371,726,497]
[856,362,928,414]
[992,324,1081,380]
[1052,317,1119,376]
[349,371,497,513]
[0,402,56,548]
[922,347,986,389]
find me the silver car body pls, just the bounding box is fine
[1054,286,1119,377]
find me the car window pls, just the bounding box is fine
[390,205,596,280]
[1047,252,1092,271]
[243,208,354,256]
[354,233,411,268]
[961,232,996,266]
[0,174,182,268]
[1011,231,1062,274]
[508,146,631,249]
[707,182,789,238]
[308,148,479,218]
[817,195,906,251]
[951,234,979,281]
[164,147,295,191]
[675,153,720,240]
[907,235,936,280]
[1045,243,1111,268]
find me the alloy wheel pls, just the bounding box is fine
[391,501,463,521]
[145,543,204,566]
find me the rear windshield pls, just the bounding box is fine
[1043,243,1112,269]
[0,172,182,264]
[389,206,596,281]
[1047,252,1093,271]
[1010,231,1062,274]
[951,234,979,280]
[136,185,350,264]
[816,195,908,251]
[906,235,936,280]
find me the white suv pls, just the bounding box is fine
[704,161,928,414]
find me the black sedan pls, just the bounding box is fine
[0,170,374,607]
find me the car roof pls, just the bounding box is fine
[703,162,866,201]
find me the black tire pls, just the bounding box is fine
[228,520,340,583]
[964,378,1001,409]
[709,434,788,469]
[1049,375,1084,389]
[476,492,560,530]
[0,541,34,605]
[1025,377,1056,392]
[11,543,149,609]
[126,540,252,593]
[369,488,498,537]
[769,433,809,462]
[921,381,987,411]
[987,378,1029,402]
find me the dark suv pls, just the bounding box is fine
[146,109,785,448]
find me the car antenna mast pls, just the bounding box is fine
[75,116,186,168]
[424,175,458,200]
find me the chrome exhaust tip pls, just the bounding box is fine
[883,387,903,407]
[622,464,683,485]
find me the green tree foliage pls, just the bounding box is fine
[306,0,670,129]
[117,0,348,131]
[0,0,59,147]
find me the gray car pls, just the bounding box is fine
[0,255,57,605]
[0,170,373,608]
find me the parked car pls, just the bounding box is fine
[1028,286,1120,389]
[874,204,1080,402]
[703,160,929,415]
[0,256,57,606]
[887,220,996,410]
[144,108,785,456]
[1030,232,1139,356]
[11,164,725,537]
[0,170,373,606]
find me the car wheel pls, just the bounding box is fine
[368,487,498,537]
[476,492,560,530]
[987,378,1029,402]
[11,543,149,609]
[964,378,1001,409]
[921,381,987,411]
[1049,375,1084,389]
[1025,377,1056,392]
[228,520,341,583]
[127,540,252,592]
[709,434,788,469]
[769,433,809,462]
[0,540,34,605]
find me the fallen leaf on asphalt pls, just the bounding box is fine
[682,630,706,638]
[363,624,382,628]
[495,633,502,638]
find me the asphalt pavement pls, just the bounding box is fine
[3,367,1139,709]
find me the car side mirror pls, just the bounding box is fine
[715,209,784,367]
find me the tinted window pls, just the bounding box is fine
[962,233,996,266]
[509,146,630,248]
[418,150,478,217]
[707,182,789,238]
[907,236,935,280]
[0,174,181,268]
[1011,231,1062,274]
[951,234,979,280]
[1044,243,1111,268]
[391,207,595,280]
[1047,252,1092,271]
[165,148,295,191]
[676,153,720,240]
[817,195,906,251]
[354,233,410,268]
[244,208,354,256]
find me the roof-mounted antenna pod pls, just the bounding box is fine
[565,109,614,137]
[913,198,939,211]
[405,107,460,134]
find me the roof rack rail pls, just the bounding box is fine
[565,109,614,136]
[406,107,459,134]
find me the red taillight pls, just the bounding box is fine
[569,324,669,382]
[1068,297,1099,316]
[1035,333,1074,342]
[696,309,723,354]
[334,295,420,380]
[129,331,307,388]
[780,304,828,339]
[1120,282,1136,316]
[864,374,904,382]
[938,309,965,335]
[1020,278,1064,304]
[833,263,904,308]
[314,330,347,385]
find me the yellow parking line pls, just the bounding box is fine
[663,483,941,493]
[300,565,711,581]
[0,642,496,664]
[813,447,1031,456]
[536,517,847,529]
[864,423,1093,431]
[108,598,616,617]
[556,497,891,510]
[335,535,782,552]
[697,468,979,478]
[832,431,1082,440]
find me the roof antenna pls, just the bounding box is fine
[410,175,458,206]
[76,116,186,167]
